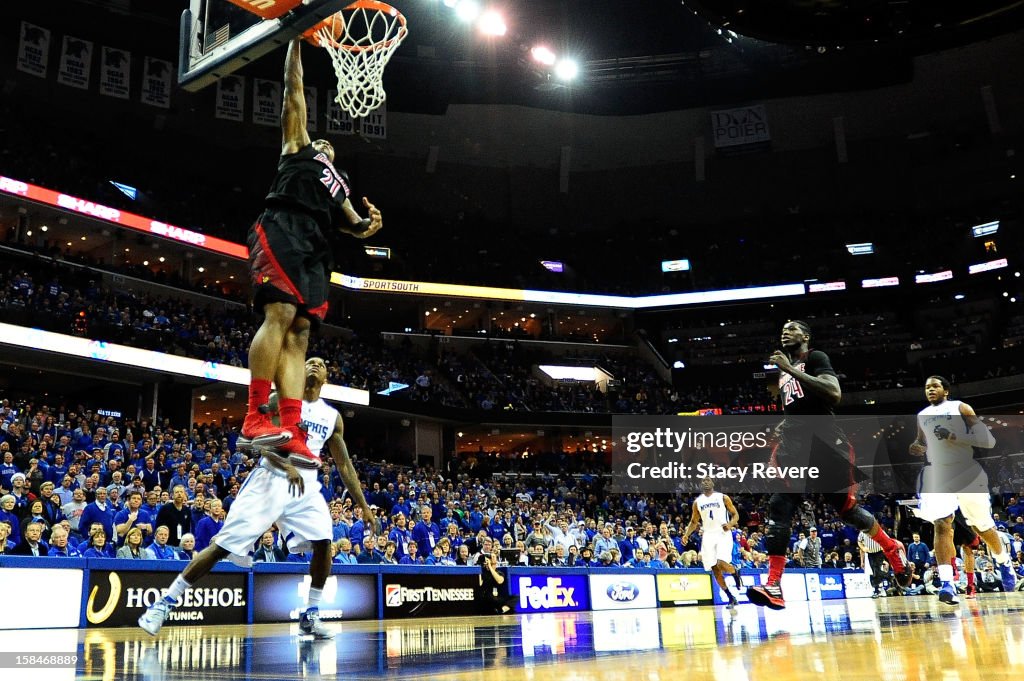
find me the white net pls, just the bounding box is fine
[316,1,408,120]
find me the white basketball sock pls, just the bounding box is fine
[938,564,955,584]
[164,575,191,602]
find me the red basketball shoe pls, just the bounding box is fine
[883,540,914,588]
[747,582,786,610]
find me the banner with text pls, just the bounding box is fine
[509,574,590,613]
[360,105,387,139]
[215,75,245,121]
[253,79,281,126]
[710,104,771,148]
[17,22,50,78]
[327,90,355,135]
[382,572,479,619]
[99,46,131,99]
[85,570,247,627]
[588,573,658,611]
[656,572,713,607]
[253,573,377,622]
[140,57,171,108]
[57,35,92,89]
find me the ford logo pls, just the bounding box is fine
[607,582,639,602]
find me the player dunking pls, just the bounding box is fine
[682,477,742,607]
[238,38,382,459]
[139,356,376,637]
[746,321,912,609]
[909,375,1016,604]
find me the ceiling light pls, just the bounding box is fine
[455,0,480,23]
[554,59,579,81]
[531,46,557,66]
[479,10,506,36]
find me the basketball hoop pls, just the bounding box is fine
[304,0,408,120]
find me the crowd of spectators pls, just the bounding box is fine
[6,244,1024,421]
[1,393,1023,594]
[0,256,775,414]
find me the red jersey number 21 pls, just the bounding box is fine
[320,168,341,197]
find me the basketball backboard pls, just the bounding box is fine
[178,0,355,91]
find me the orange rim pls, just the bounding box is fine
[309,0,408,53]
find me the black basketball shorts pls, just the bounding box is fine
[247,208,329,323]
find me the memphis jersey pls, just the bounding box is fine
[918,400,975,467]
[300,398,338,461]
[697,492,727,533]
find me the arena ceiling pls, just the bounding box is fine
[30,0,1024,115]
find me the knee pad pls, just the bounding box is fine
[840,504,876,532]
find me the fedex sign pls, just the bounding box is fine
[512,575,589,613]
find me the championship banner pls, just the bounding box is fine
[99,46,131,99]
[252,573,377,622]
[655,572,713,607]
[710,104,771,148]
[85,570,247,627]
[140,57,171,108]
[253,79,281,126]
[382,573,478,619]
[509,574,590,614]
[215,75,245,121]
[17,22,50,78]
[359,105,387,139]
[326,90,355,135]
[304,86,318,132]
[57,35,92,89]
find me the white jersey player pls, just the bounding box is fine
[909,375,1015,603]
[683,477,741,607]
[140,357,376,638]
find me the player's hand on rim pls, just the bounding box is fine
[908,441,927,457]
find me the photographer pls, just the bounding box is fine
[477,549,514,615]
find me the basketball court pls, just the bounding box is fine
[2,3,1020,681]
[8,594,1015,680]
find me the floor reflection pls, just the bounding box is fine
[55,594,1024,680]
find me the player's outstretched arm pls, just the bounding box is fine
[281,39,311,155]
[326,414,378,533]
